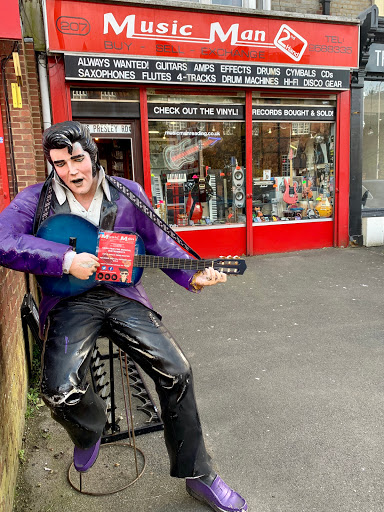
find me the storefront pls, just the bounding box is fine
[43,0,359,257]
[350,6,384,247]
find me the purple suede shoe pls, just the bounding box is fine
[73,438,101,472]
[186,474,248,512]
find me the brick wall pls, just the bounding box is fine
[270,0,370,16]
[0,38,43,512]
[330,0,371,18]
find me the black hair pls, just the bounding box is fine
[42,121,100,176]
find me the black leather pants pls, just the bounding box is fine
[40,288,212,478]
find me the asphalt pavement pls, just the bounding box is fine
[13,246,384,512]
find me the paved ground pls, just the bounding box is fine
[12,246,384,512]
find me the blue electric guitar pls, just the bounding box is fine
[36,214,247,297]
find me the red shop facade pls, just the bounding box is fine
[43,0,359,258]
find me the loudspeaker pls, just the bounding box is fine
[232,166,245,208]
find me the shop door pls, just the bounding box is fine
[81,121,143,185]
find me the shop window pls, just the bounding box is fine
[72,90,88,100]
[148,92,245,228]
[362,80,384,209]
[149,120,245,227]
[71,88,139,102]
[175,0,245,4]
[212,0,243,5]
[100,91,117,100]
[252,120,335,222]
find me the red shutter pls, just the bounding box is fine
[0,108,10,211]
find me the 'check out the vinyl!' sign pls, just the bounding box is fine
[44,0,359,68]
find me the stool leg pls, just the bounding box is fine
[119,350,139,477]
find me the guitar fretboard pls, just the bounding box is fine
[132,255,238,273]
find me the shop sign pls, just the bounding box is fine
[366,43,384,73]
[44,0,359,68]
[252,106,336,121]
[1,0,21,39]
[85,123,132,135]
[65,54,350,91]
[149,103,244,120]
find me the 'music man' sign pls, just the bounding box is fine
[44,0,359,68]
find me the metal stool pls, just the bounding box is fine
[21,295,163,496]
[68,343,147,496]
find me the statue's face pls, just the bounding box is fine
[50,142,97,202]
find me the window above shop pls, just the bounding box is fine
[170,0,259,7]
[71,88,139,102]
[71,88,140,118]
[252,96,336,105]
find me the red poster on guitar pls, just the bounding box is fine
[96,231,136,284]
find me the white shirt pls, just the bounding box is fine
[52,168,111,272]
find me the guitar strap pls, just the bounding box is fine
[33,172,201,260]
[106,176,201,260]
[32,170,54,236]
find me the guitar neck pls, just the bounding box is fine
[199,146,204,178]
[133,255,215,270]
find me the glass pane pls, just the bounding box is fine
[212,0,242,5]
[252,122,335,221]
[71,88,139,101]
[252,97,336,105]
[362,81,384,209]
[149,121,245,226]
[147,92,244,105]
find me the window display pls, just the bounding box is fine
[149,118,245,227]
[148,93,336,228]
[252,120,335,222]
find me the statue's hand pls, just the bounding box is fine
[69,253,99,280]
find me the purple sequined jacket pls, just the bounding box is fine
[0,177,198,335]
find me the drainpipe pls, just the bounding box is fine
[37,52,52,172]
[37,52,51,130]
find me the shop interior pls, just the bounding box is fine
[95,138,133,180]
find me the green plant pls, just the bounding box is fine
[25,387,42,419]
[30,343,41,389]
[18,449,26,464]
[25,343,44,420]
